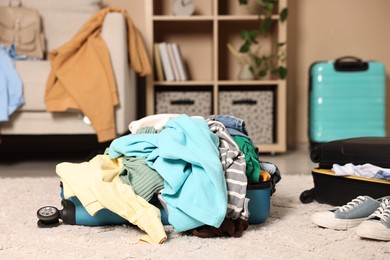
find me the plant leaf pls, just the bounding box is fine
[241,31,257,43]
[240,30,249,40]
[246,31,257,43]
[261,17,272,34]
[280,8,288,22]
[239,0,248,5]
[266,2,274,13]
[239,41,250,53]
[258,69,267,77]
[254,56,262,67]
[278,66,287,79]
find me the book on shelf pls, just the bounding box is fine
[170,43,188,81]
[166,43,180,81]
[153,43,164,81]
[157,42,175,81]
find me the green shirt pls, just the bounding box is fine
[232,136,260,183]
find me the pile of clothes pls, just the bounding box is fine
[57,114,281,244]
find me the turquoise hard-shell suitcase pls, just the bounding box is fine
[309,56,386,146]
[36,181,271,228]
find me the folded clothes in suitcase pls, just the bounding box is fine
[301,137,390,206]
[309,56,386,150]
[37,180,272,228]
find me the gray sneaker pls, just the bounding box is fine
[356,198,390,241]
[311,196,380,230]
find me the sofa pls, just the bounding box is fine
[0,0,137,147]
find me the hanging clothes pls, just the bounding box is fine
[45,7,151,142]
[0,44,24,122]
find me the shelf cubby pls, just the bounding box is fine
[145,0,287,153]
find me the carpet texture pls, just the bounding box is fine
[0,174,388,259]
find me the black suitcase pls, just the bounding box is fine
[301,137,390,205]
[310,137,390,169]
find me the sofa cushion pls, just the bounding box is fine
[0,0,101,13]
[15,60,50,111]
[0,0,102,54]
[0,111,95,134]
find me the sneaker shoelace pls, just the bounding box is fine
[336,196,367,213]
[369,199,390,222]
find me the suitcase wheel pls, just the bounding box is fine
[299,188,315,204]
[37,219,60,228]
[36,199,77,228]
[37,206,61,228]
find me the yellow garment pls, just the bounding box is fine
[259,170,271,182]
[45,7,151,142]
[57,155,167,244]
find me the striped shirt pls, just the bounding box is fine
[207,118,249,220]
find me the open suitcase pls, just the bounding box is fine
[309,56,386,150]
[37,180,272,228]
[35,182,170,228]
[301,137,390,206]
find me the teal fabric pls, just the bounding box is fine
[109,114,227,232]
[119,156,164,202]
[233,136,260,183]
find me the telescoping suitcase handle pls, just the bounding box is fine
[334,56,369,72]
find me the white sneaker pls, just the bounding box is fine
[311,196,380,230]
[356,198,390,241]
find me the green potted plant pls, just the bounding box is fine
[231,0,288,80]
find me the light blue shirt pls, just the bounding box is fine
[0,45,24,122]
[109,114,227,232]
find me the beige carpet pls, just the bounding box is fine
[0,174,389,259]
